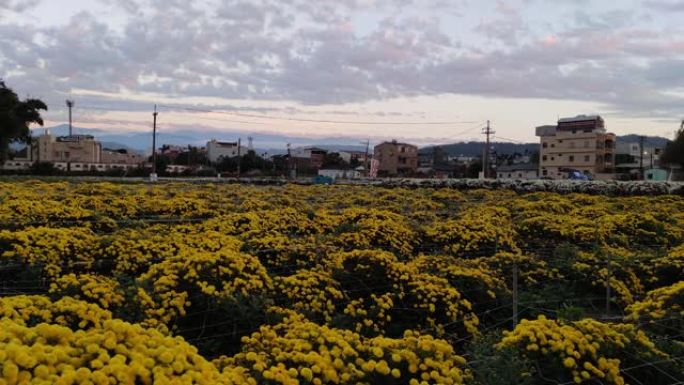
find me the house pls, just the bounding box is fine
[206,139,247,163]
[373,140,418,176]
[291,147,327,171]
[536,115,616,179]
[614,142,662,178]
[496,163,540,180]
[338,150,368,165]
[160,145,187,161]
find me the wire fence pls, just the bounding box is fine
[0,190,682,383]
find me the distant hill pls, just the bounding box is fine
[420,135,671,157]
[420,141,538,156]
[28,125,671,156]
[33,125,375,154]
[617,135,669,148]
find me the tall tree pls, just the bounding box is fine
[0,81,48,161]
[661,123,684,169]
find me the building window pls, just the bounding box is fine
[551,157,555,161]
[551,143,555,148]
[569,156,574,162]
[65,152,70,158]
[584,141,589,148]
[543,142,548,148]
[542,155,547,161]
[542,169,548,176]
[585,155,590,162]
[558,140,563,143]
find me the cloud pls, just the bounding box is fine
[0,0,41,13]
[644,0,684,12]
[0,0,682,128]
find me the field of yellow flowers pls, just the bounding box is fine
[0,181,683,385]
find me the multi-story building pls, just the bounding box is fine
[206,139,245,163]
[374,140,418,176]
[291,147,328,170]
[2,132,144,173]
[31,134,102,163]
[536,115,616,179]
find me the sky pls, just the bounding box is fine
[0,0,683,146]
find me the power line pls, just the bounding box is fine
[157,104,479,126]
[493,135,531,144]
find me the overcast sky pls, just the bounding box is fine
[0,0,682,144]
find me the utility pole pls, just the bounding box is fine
[287,143,292,180]
[151,105,158,178]
[362,140,370,175]
[639,135,645,179]
[482,120,494,179]
[237,138,242,179]
[66,99,74,136]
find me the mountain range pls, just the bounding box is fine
[31,125,373,155]
[30,125,670,157]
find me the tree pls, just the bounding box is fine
[661,123,684,169]
[0,81,47,161]
[174,146,208,167]
[467,158,483,178]
[322,152,349,169]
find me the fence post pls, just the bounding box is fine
[512,262,518,327]
[605,252,612,316]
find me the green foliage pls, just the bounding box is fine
[661,125,684,168]
[467,332,536,385]
[0,80,47,161]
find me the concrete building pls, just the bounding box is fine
[102,149,144,165]
[206,139,247,163]
[536,115,616,179]
[318,167,363,180]
[338,150,368,165]
[291,147,327,170]
[496,163,539,180]
[31,134,102,163]
[2,133,146,173]
[160,145,187,161]
[374,140,418,176]
[614,142,662,177]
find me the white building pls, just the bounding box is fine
[318,168,363,180]
[496,163,539,180]
[206,139,246,163]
